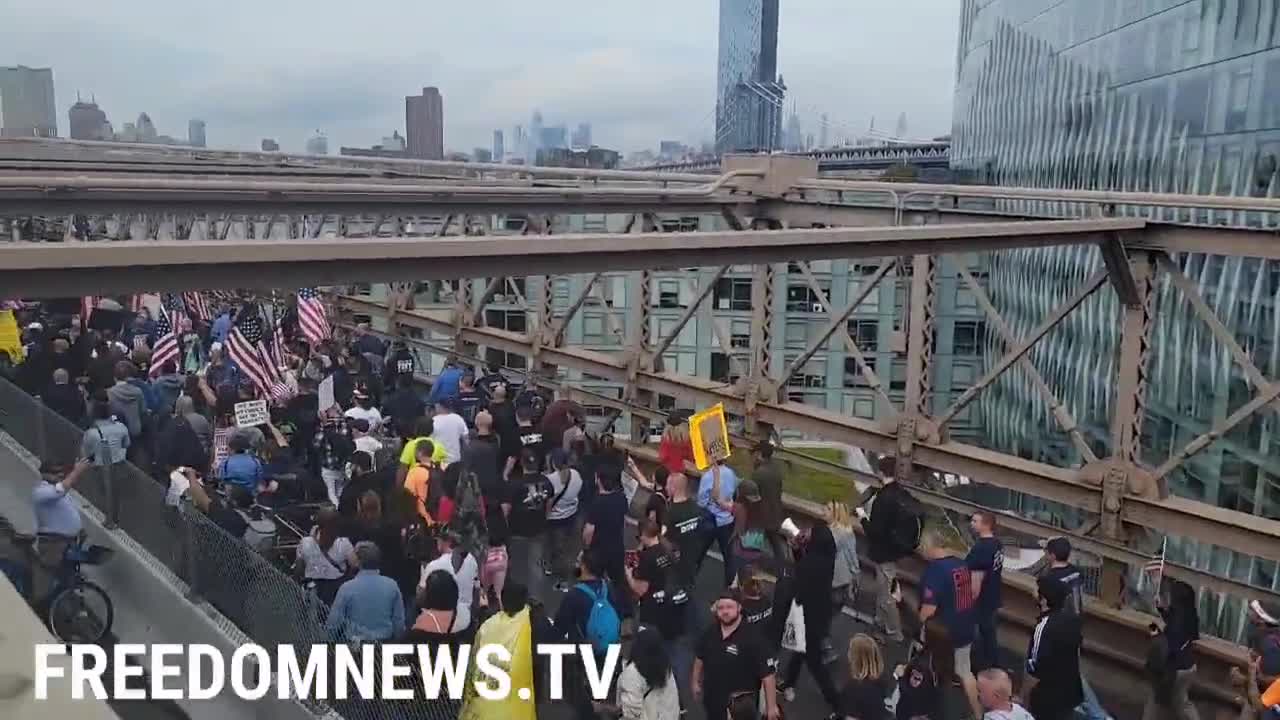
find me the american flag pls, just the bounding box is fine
[1143,538,1168,587]
[296,288,331,346]
[183,292,211,323]
[228,306,292,404]
[148,297,183,378]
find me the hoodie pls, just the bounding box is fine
[1026,577,1084,716]
[107,381,147,437]
[150,373,185,416]
[795,523,837,640]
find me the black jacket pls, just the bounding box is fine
[794,523,837,641]
[1026,579,1084,715]
[861,481,912,563]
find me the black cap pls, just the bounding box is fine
[1046,537,1071,561]
[717,588,742,604]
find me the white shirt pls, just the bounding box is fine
[297,536,354,580]
[421,551,478,633]
[617,664,680,720]
[545,468,583,521]
[354,435,383,465]
[984,705,1035,720]
[344,406,383,433]
[430,412,469,464]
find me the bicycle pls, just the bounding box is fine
[10,533,115,643]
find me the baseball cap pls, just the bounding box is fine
[737,479,762,503]
[1045,537,1071,561]
[717,588,743,604]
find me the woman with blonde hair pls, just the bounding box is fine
[823,501,862,663]
[840,633,892,719]
[658,413,694,475]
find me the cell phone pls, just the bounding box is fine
[625,549,639,569]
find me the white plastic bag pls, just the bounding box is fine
[780,600,807,654]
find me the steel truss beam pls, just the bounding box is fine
[0,218,1142,297]
[336,294,1280,564]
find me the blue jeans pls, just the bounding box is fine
[667,635,694,710]
[974,612,999,671]
[1076,671,1112,720]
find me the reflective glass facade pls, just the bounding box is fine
[716,0,783,152]
[954,0,1280,639]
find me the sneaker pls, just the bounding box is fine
[778,684,795,703]
[554,581,570,593]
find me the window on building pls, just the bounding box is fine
[714,277,753,311]
[710,352,733,383]
[730,319,751,349]
[656,280,683,308]
[848,319,879,352]
[786,284,827,312]
[785,321,809,348]
[1173,70,1210,136]
[843,356,877,388]
[484,309,527,334]
[549,278,570,304]
[953,320,985,355]
[785,355,826,389]
[1226,68,1253,133]
[583,315,605,342]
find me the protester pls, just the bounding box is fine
[30,459,92,602]
[157,396,209,475]
[43,368,87,426]
[826,501,861,664]
[382,374,424,438]
[488,384,521,476]
[840,634,892,720]
[150,360,184,417]
[977,668,1034,720]
[1025,575,1085,720]
[658,414,694,475]
[337,452,379,518]
[506,448,552,590]
[511,404,547,476]
[1036,537,1085,614]
[420,531,479,634]
[693,588,781,720]
[80,391,130,466]
[778,523,841,717]
[348,418,382,465]
[343,389,383,432]
[429,358,464,406]
[404,439,436,525]
[918,526,980,719]
[463,582,542,720]
[545,448,584,589]
[751,442,791,567]
[697,459,739,588]
[219,432,265,497]
[1143,579,1201,720]
[294,508,355,605]
[967,511,1004,671]
[895,617,952,720]
[326,540,406,643]
[455,370,486,428]
[585,463,631,614]
[731,479,769,578]
[107,360,148,448]
[858,455,918,644]
[553,550,623,720]
[463,410,503,502]
[617,625,681,720]
[399,416,448,487]
[431,399,469,465]
[346,491,417,606]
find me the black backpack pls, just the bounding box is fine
[872,485,924,557]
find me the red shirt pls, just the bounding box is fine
[658,436,694,475]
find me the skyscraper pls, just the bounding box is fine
[715,0,783,153]
[528,111,544,164]
[571,122,592,148]
[405,87,444,160]
[953,0,1280,642]
[136,113,157,142]
[493,129,504,163]
[305,131,328,155]
[0,66,57,138]
[188,119,206,148]
[68,97,109,140]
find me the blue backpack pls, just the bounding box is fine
[574,581,621,655]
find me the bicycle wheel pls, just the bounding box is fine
[48,581,114,644]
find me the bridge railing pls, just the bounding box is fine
[0,376,460,720]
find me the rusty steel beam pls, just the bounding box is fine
[335,294,1280,563]
[0,219,1141,298]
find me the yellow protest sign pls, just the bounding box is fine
[688,403,731,471]
[0,310,23,363]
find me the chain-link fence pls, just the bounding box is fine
[0,377,464,720]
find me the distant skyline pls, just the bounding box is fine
[0,0,959,154]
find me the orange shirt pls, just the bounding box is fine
[405,465,433,525]
[1262,676,1280,708]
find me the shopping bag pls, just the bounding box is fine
[780,601,807,654]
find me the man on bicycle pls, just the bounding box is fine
[30,458,92,604]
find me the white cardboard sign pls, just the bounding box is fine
[234,399,269,428]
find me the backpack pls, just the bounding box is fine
[237,509,278,554]
[874,485,924,557]
[575,581,621,656]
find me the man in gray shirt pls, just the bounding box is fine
[81,391,130,466]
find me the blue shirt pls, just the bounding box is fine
[32,482,82,536]
[211,314,232,344]
[428,366,463,405]
[697,464,739,528]
[326,570,406,642]
[921,555,977,647]
[966,536,1004,615]
[219,453,263,495]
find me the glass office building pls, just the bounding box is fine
[716,0,784,152]
[954,0,1280,639]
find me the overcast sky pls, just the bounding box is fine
[2,0,960,154]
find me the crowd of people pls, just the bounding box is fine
[6,296,1278,720]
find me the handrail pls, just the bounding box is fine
[797,178,1280,214]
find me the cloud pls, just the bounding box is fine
[1,0,959,153]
